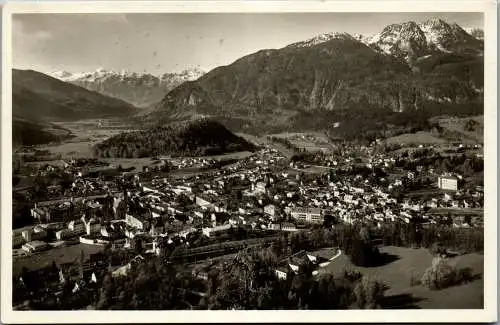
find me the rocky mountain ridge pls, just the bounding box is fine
[50,67,205,107]
[144,18,483,135]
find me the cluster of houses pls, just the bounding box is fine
[13,143,483,260]
[274,249,336,280]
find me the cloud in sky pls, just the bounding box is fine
[13,12,483,75]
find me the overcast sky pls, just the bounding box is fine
[13,12,483,75]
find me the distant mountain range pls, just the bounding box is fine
[144,18,483,135]
[289,19,483,62]
[12,69,139,146]
[13,69,139,121]
[13,18,484,145]
[50,67,205,107]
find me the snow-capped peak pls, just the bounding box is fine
[51,67,205,83]
[51,70,73,80]
[367,21,427,57]
[289,32,355,48]
[352,33,370,45]
[366,18,482,60]
[419,18,449,30]
[465,27,484,40]
[96,67,108,74]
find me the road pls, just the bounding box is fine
[313,249,343,277]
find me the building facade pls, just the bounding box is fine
[438,176,458,191]
[290,207,324,224]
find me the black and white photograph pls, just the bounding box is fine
[1,1,497,323]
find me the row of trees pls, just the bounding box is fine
[271,222,483,268]
[374,222,484,253]
[92,245,386,310]
[395,151,484,177]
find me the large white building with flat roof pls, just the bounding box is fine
[290,207,324,224]
[22,240,48,253]
[438,176,458,191]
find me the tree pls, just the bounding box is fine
[79,250,85,278]
[131,237,145,256]
[51,260,58,274]
[347,237,381,267]
[96,274,115,309]
[421,256,457,290]
[359,227,371,242]
[429,242,447,257]
[354,276,385,309]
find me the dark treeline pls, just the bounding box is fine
[273,223,483,266]
[395,151,484,177]
[326,109,432,144]
[13,120,74,147]
[200,248,384,310]
[94,247,384,310]
[92,119,255,158]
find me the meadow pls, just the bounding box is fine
[317,246,483,309]
[384,115,484,146]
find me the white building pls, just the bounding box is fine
[438,176,458,191]
[22,240,48,253]
[264,204,276,217]
[56,228,84,240]
[290,207,323,224]
[21,227,47,243]
[202,223,232,237]
[86,222,101,235]
[125,214,145,230]
[68,220,85,232]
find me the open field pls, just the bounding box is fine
[385,131,447,146]
[39,120,256,164]
[432,115,484,144]
[385,115,484,147]
[104,157,155,170]
[41,119,136,157]
[317,246,483,309]
[236,133,267,146]
[238,132,296,158]
[12,243,104,277]
[268,132,333,152]
[292,165,332,175]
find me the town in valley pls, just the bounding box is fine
[11,12,486,310]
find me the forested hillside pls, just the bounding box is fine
[92,119,255,158]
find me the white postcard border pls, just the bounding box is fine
[1,1,497,323]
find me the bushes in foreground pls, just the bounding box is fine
[353,276,386,309]
[420,257,476,290]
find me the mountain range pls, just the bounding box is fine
[13,18,484,145]
[367,18,483,61]
[50,67,205,107]
[13,69,139,122]
[12,68,140,146]
[143,18,483,135]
